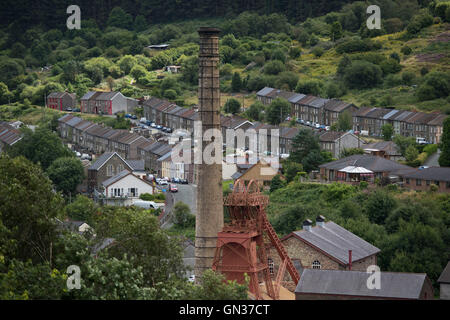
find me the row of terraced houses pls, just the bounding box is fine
[256,87,447,144]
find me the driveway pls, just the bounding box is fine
[424,149,441,167]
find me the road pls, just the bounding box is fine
[160,183,197,229]
[424,149,441,167]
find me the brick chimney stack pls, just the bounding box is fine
[194,27,223,278]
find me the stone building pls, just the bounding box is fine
[318,131,364,159]
[267,216,380,291]
[87,152,145,194]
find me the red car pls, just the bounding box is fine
[169,184,178,193]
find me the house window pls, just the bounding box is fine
[312,260,321,269]
[117,164,124,173]
[406,178,410,184]
[107,164,114,177]
[416,179,422,186]
[434,181,440,186]
[446,182,450,189]
[426,180,430,186]
[268,258,274,275]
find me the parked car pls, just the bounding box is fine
[156,125,162,130]
[159,179,168,186]
[131,115,137,119]
[169,184,178,192]
[188,275,195,283]
[166,128,173,133]
[140,117,147,123]
[75,151,81,157]
[72,108,80,112]
[306,121,311,126]
[81,153,91,160]
[325,126,331,131]
[66,107,73,112]
[180,179,188,184]
[125,114,132,118]
[151,123,157,128]
[315,123,320,129]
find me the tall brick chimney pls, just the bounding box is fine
[194,27,223,278]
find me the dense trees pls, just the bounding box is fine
[224,98,241,115]
[7,127,73,170]
[47,157,85,195]
[267,181,449,289]
[266,97,290,125]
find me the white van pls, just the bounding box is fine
[133,200,165,210]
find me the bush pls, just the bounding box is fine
[139,193,155,201]
[263,60,285,75]
[312,47,324,57]
[400,45,412,56]
[343,60,383,89]
[401,71,416,85]
[295,79,324,96]
[223,98,241,114]
[163,89,177,100]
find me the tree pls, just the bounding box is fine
[330,21,343,41]
[266,97,290,125]
[133,15,147,32]
[263,60,285,75]
[245,101,265,121]
[381,123,394,141]
[417,71,450,101]
[189,270,248,300]
[65,195,97,224]
[336,110,353,131]
[173,202,194,228]
[284,162,303,183]
[393,134,415,156]
[439,117,450,166]
[46,157,84,196]
[365,190,397,224]
[93,207,186,286]
[275,72,299,91]
[7,127,73,170]
[231,72,242,92]
[290,129,321,164]
[107,7,133,30]
[0,82,13,104]
[118,55,138,75]
[343,60,383,89]
[224,98,241,115]
[270,174,286,193]
[405,145,419,163]
[0,59,24,85]
[0,156,63,263]
[295,79,324,96]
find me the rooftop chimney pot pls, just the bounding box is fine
[316,215,326,227]
[303,219,313,231]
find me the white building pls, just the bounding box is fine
[102,170,154,200]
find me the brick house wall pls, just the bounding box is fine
[404,178,450,193]
[267,236,377,292]
[88,154,132,193]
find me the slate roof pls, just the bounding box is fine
[288,93,306,104]
[126,159,145,171]
[102,169,132,187]
[256,87,275,97]
[88,152,127,171]
[319,131,347,142]
[324,99,353,112]
[295,269,429,299]
[288,221,380,265]
[319,154,411,173]
[402,166,450,182]
[80,91,98,100]
[66,117,83,127]
[58,113,74,123]
[438,261,450,284]
[0,123,22,146]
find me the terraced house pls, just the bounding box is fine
[47,92,76,111]
[80,91,138,115]
[58,115,148,159]
[257,87,446,142]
